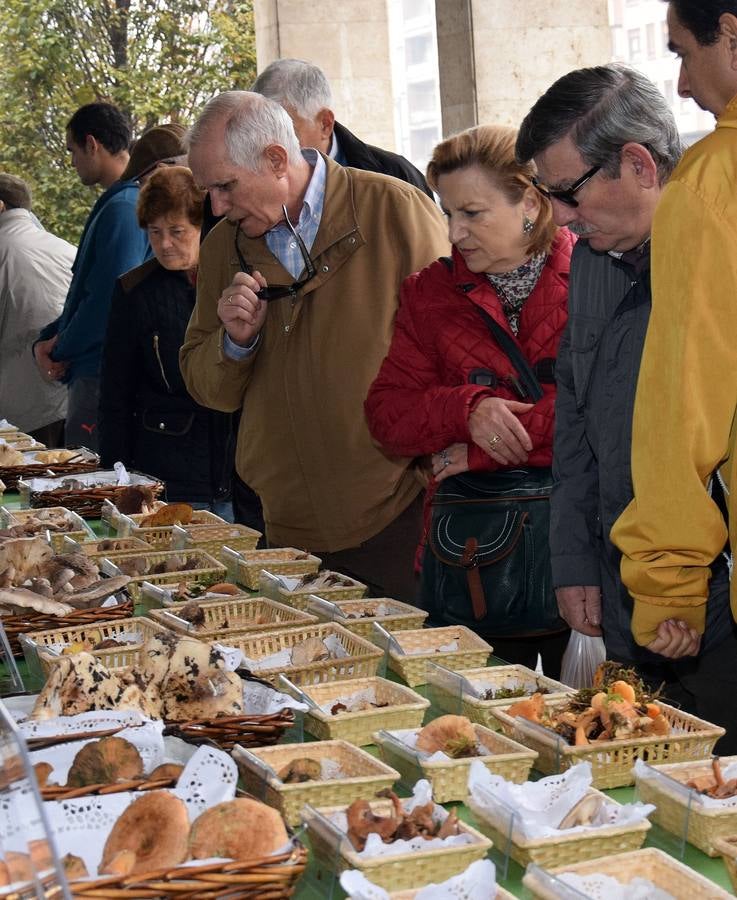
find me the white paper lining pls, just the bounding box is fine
[633,758,737,809]
[467,761,654,840]
[340,859,498,899]
[557,872,675,899]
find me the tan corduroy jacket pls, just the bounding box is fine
[180,157,449,551]
[612,96,737,645]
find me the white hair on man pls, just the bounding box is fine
[251,59,333,119]
[186,90,303,173]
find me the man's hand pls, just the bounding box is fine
[468,397,533,466]
[431,443,469,483]
[33,335,67,382]
[555,585,602,636]
[217,271,269,348]
[646,619,701,659]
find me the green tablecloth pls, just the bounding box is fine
[1,492,733,898]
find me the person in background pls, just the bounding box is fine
[251,58,433,197]
[120,123,187,186]
[365,126,573,675]
[0,174,75,446]
[33,102,149,451]
[99,167,236,519]
[182,91,448,602]
[517,63,737,748]
[612,1,737,691]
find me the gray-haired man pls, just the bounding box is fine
[516,63,737,748]
[252,58,432,196]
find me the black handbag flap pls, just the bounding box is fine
[428,507,526,567]
[141,409,196,437]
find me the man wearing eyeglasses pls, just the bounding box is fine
[516,65,737,744]
[181,91,448,602]
[612,2,737,686]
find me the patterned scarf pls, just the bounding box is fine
[486,252,547,335]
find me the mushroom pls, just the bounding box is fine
[0,587,74,616]
[346,798,401,850]
[0,537,53,587]
[62,575,131,609]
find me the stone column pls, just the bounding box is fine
[435,0,611,136]
[254,0,398,151]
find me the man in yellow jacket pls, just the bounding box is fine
[612,1,737,658]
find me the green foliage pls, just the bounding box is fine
[0,0,256,243]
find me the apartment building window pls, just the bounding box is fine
[646,22,656,59]
[406,33,432,66]
[407,80,437,118]
[403,0,430,20]
[627,28,642,60]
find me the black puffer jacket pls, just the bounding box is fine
[99,258,235,503]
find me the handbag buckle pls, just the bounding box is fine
[461,537,479,568]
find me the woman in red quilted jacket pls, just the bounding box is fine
[365,125,575,676]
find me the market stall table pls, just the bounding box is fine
[0,489,734,899]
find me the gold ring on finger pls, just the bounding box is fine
[226,296,233,304]
[488,433,501,448]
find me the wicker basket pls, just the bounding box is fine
[2,599,134,657]
[468,787,649,868]
[226,547,321,590]
[390,888,516,900]
[0,447,99,491]
[493,697,725,789]
[374,723,537,803]
[522,847,732,900]
[22,615,168,676]
[163,709,295,753]
[18,471,164,519]
[302,677,430,745]
[0,505,97,552]
[70,536,153,556]
[310,597,428,640]
[634,756,737,856]
[428,665,571,731]
[305,797,491,892]
[276,571,367,608]
[234,739,400,826]
[225,622,383,687]
[149,596,319,640]
[386,627,493,687]
[172,522,262,556]
[714,835,737,893]
[100,548,227,599]
[41,770,180,801]
[70,843,308,899]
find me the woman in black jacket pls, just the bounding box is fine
[99,166,236,517]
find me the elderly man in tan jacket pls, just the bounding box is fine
[182,91,448,601]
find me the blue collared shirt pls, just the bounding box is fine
[224,148,326,359]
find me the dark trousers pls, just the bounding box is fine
[29,419,65,448]
[485,630,571,681]
[318,493,424,605]
[64,376,100,451]
[621,624,737,755]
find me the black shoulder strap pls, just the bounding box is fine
[439,256,544,402]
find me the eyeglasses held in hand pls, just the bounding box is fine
[234,204,317,301]
[531,164,601,208]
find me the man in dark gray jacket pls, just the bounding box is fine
[516,64,737,748]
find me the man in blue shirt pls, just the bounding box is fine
[33,102,149,451]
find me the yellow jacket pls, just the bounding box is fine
[180,157,448,552]
[611,96,737,645]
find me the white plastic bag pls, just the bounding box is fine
[560,630,606,689]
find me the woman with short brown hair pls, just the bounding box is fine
[366,125,574,675]
[99,166,236,516]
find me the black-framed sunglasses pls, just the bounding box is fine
[532,164,601,208]
[234,204,317,301]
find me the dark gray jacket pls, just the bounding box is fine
[550,240,731,662]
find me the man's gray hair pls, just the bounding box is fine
[516,64,682,184]
[186,91,303,172]
[251,59,333,119]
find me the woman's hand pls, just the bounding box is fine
[431,443,469,482]
[218,271,269,347]
[468,397,533,465]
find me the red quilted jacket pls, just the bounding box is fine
[365,228,574,471]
